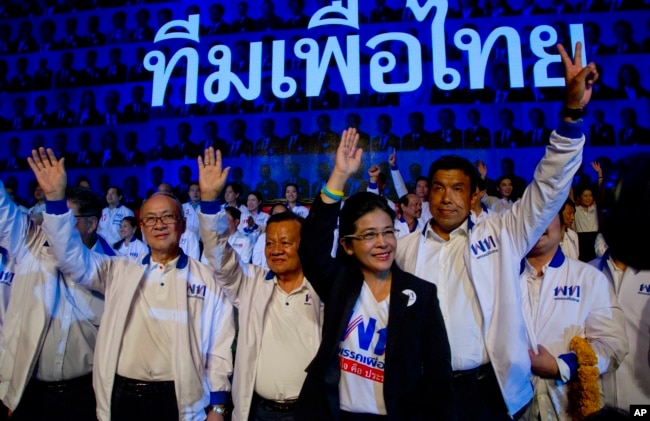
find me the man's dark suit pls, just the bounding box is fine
[254,136,283,156]
[123,149,146,167]
[432,128,463,149]
[50,109,77,128]
[123,102,150,123]
[282,133,311,154]
[589,122,616,146]
[494,128,525,148]
[147,145,173,161]
[619,126,650,146]
[370,134,401,152]
[225,139,254,157]
[523,127,553,147]
[1,156,28,172]
[172,141,201,160]
[69,149,100,169]
[463,126,491,149]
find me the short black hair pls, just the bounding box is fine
[107,186,123,197]
[558,198,575,226]
[121,215,138,228]
[339,192,396,239]
[398,194,413,209]
[224,206,242,221]
[70,188,102,219]
[248,190,263,203]
[427,155,478,194]
[225,182,242,196]
[267,211,304,229]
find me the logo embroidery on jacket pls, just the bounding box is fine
[187,283,206,299]
[639,284,650,296]
[554,285,580,302]
[470,235,498,259]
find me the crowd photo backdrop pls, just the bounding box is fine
[0,0,649,207]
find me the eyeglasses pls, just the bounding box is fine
[141,214,180,227]
[344,229,398,242]
[74,214,96,218]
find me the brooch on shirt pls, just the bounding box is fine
[402,289,416,307]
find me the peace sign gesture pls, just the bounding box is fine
[557,42,599,110]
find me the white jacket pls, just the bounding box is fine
[595,253,650,409]
[0,184,112,410]
[41,206,234,421]
[395,123,585,416]
[520,249,628,420]
[0,247,12,331]
[199,209,323,421]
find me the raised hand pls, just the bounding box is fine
[590,161,602,176]
[388,148,396,167]
[322,128,362,201]
[27,148,66,201]
[476,160,487,179]
[368,165,380,183]
[197,147,230,202]
[557,42,598,109]
[333,128,362,178]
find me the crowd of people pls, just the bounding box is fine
[0,0,649,183]
[0,42,647,421]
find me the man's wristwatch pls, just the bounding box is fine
[209,405,226,415]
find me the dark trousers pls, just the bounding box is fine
[111,375,178,421]
[577,231,598,262]
[340,412,387,420]
[249,393,298,421]
[0,400,8,421]
[11,374,96,421]
[452,364,511,421]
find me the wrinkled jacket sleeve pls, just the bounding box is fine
[499,122,584,257]
[0,181,39,258]
[206,281,235,402]
[298,196,340,303]
[587,272,628,375]
[199,202,266,308]
[41,200,111,294]
[390,167,408,198]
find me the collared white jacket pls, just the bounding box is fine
[40,207,234,421]
[199,209,323,421]
[595,253,650,409]
[0,184,113,410]
[395,123,585,416]
[520,249,627,420]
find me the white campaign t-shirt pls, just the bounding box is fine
[338,282,389,415]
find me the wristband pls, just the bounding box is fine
[321,186,344,201]
[561,107,585,121]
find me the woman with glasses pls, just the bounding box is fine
[296,129,455,420]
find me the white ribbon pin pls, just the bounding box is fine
[402,289,417,307]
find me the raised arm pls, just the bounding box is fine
[388,148,408,198]
[300,129,360,302]
[204,282,235,415]
[591,161,603,189]
[29,148,111,293]
[501,43,596,256]
[198,147,264,305]
[0,180,38,258]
